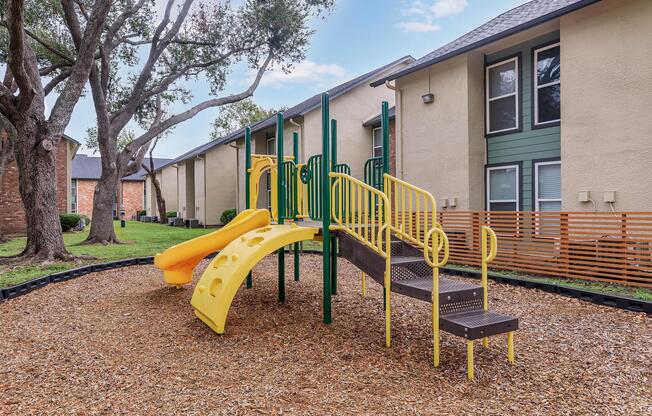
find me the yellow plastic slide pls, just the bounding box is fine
[154,209,271,286]
[191,223,319,334]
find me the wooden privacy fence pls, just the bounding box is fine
[406,211,652,288]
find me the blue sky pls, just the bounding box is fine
[67,0,527,159]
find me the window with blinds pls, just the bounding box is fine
[535,161,561,211]
[486,164,519,211]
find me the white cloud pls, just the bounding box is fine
[397,0,468,33]
[251,60,349,88]
[395,21,441,33]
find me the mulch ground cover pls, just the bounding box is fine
[1,254,650,415]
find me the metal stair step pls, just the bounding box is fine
[440,310,519,340]
[392,277,483,304]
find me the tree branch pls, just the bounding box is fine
[129,51,273,151]
[43,68,73,96]
[6,0,35,112]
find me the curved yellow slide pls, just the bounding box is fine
[154,209,271,286]
[191,223,319,334]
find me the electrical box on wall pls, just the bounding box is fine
[603,191,616,203]
[577,191,590,202]
[440,198,448,208]
[447,197,457,208]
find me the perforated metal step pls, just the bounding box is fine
[440,310,519,340]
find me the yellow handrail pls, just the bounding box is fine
[481,226,497,348]
[424,227,449,368]
[384,174,439,251]
[330,172,392,347]
[248,156,274,209]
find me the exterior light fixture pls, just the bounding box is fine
[422,93,434,104]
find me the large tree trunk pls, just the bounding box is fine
[11,117,71,261]
[85,164,120,244]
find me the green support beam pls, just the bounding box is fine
[330,119,338,295]
[321,93,332,324]
[245,126,253,289]
[293,131,300,282]
[277,113,285,303]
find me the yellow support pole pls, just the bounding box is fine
[424,228,449,369]
[467,340,474,380]
[481,226,497,348]
[507,331,515,363]
[361,272,366,298]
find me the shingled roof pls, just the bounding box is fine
[72,154,171,181]
[155,55,414,171]
[370,0,600,87]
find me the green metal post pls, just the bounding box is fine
[330,119,338,295]
[381,101,389,308]
[245,126,253,289]
[277,113,285,303]
[381,101,390,176]
[321,93,332,324]
[293,131,300,282]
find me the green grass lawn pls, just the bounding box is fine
[0,221,213,288]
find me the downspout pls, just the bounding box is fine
[385,80,403,179]
[229,142,240,212]
[289,118,303,163]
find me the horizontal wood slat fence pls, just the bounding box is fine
[406,211,652,288]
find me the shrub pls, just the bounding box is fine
[138,210,146,217]
[220,208,237,225]
[60,213,82,232]
[166,211,177,218]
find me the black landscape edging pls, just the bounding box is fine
[1,251,650,314]
[0,256,155,303]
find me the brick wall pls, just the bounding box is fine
[0,136,70,234]
[121,181,144,219]
[75,179,96,217]
[74,179,144,220]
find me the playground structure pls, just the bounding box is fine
[155,94,519,379]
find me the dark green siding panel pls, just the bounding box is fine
[485,31,560,211]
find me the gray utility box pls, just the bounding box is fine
[185,219,200,229]
[140,216,152,222]
[173,217,185,227]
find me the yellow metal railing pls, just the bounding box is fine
[423,227,449,369]
[384,174,439,251]
[330,172,392,347]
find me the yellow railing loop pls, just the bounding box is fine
[423,226,449,368]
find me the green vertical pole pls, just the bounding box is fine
[277,113,285,303]
[321,93,332,324]
[381,101,389,309]
[245,126,253,289]
[381,101,390,176]
[330,119,338,295]
[293,131,300,282]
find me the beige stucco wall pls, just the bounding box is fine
[205,144,237,226]
[177,163,187,218]
[145,176,154,216]
[395,54,485,210]
[159,165,178,212]
[194,157,206,225]
[560,0,652,211]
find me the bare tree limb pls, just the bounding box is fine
[43,68,73,96]
[128,51,273,151]
[6,0,35,112]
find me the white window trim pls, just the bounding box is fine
[533,42,561,126]
[372,127,383,158]
[486,57,519,134]
[486,164,520,210]
[534,160,561,211]
[70,179,77,213]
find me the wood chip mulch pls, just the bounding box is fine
[1,254,650,415]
